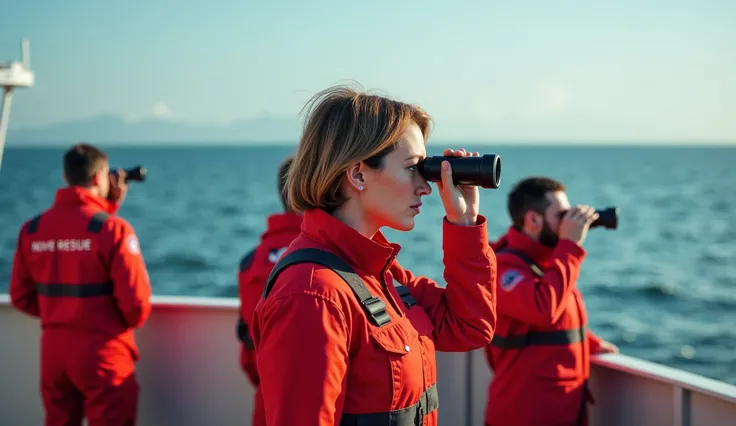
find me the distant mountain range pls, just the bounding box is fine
[6,114,304,145]
[7,113,733,147]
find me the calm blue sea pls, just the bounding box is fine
[1,144,735,384]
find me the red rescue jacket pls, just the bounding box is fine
[251,207,497,426]
[237,211,303,385]
[9,187,152,359]
[484,227,604,426]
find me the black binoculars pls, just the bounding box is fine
[558,206,619,230]
[111,165,147,184]
[417,154,501,189]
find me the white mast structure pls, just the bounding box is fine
[0,39,35,169]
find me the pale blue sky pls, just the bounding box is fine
[2,0,735,143]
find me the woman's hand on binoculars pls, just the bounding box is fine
[436,148,480,226]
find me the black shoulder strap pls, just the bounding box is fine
[236,316,255,349]
[239,248,256,272]
[393,282,417,309]
[87,212,109,233]
[263,248,391,327]
[26,214,42,235]
[497,248,544,278]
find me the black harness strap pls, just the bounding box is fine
[27,211,108,235]
[497,248,544,277]
[491,325,588,349]
[236,317,255,349]
[393,283,417,309]
[36,281,114,298]
[234,247,258,347]
[263,248,391,327]
[239,248,256,272]
[87,212,109,233]
[27,215,42,235]
[339,383,439,426]
[240,249,419,345]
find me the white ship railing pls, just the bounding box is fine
[1,295,734,425]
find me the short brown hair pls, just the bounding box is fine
[63,143,109,186]
[507,177,566,229]
[277,155,294,211]
[286,84,432,213]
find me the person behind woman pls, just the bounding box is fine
[237,155,303,426]
[251,85,498,426]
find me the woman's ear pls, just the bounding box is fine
[344,162,365,192]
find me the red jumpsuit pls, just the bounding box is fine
[237,211,302,426]
[251,207,497,426]
[9,187,152,426]
[484,227,605,426]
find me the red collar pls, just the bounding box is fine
[301,208,400,276]
[493,226,555,264]
[53,186,117,214]
[265,212,303,234]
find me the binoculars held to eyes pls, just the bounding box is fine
[417,154,501,189]
[111,165,147,184]
[558,206,619,230]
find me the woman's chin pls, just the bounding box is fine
[387,217,416,232]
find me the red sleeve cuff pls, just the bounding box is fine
[442,215,489,257]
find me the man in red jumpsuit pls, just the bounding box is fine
[484,176,618,426]
[9,143,152,426]
[237,155,302,426]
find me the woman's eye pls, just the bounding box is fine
[408,165,417,172]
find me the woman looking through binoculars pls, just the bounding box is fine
[249,85,499,426]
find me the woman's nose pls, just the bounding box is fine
[415,177,432,196]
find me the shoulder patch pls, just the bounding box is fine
[125,234,141,255]
[500,269,525,291]
[267,246,288,263]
